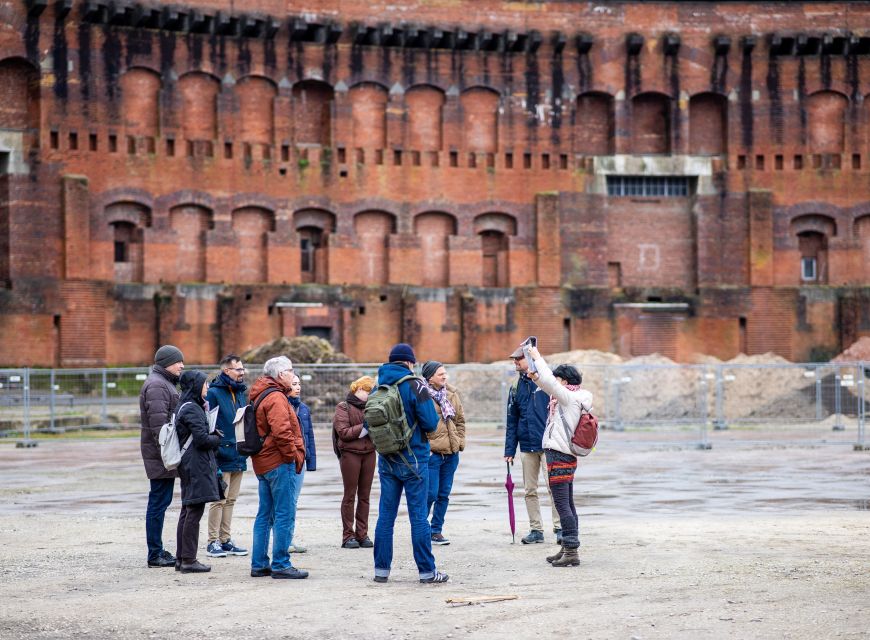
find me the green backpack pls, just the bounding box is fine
[364,374,419,455]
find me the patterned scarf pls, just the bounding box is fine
[424,382,455,421]
[548,383,581,421]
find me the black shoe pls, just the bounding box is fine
[373,575,388,583]
[419,571,450,584]
[342,538,360,549]
[159,549,177,563]
[272,567,308,579]
[250,567,272,578]
[358,537,374,548]
[179,560,211,574]
[147,556,175,568]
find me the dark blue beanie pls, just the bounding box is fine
[388,343,416,364]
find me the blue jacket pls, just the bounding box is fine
[290,397,317,471]
[377,362,439,461]
[504,373,550,457]
[206,373,249,473]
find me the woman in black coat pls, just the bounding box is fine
[174,369,221,573]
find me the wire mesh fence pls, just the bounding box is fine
[1,361,866,448]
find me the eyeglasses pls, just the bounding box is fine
[228,367,246,373]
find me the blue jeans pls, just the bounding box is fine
[427,452,459,534]
[145,478,175,562]
[374,454,436,580]
[251,463,294,572]
[287,466,305,546]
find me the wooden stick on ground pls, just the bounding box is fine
[445,595,519,606]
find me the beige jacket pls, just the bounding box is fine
[427,383,466,455]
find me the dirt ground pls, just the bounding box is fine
[1,429,869,640]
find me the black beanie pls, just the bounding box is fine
[154,344,184,368]
[421,360,443,381]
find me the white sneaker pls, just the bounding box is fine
[206,541,227,557]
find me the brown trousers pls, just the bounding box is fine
[339,450,376,543]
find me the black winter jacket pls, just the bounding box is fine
[176,370,221,506]
[139,365,180,480]
[504,372,550,457]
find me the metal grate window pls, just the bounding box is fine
[606,176,693,197]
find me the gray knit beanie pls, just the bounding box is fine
[154,344,184,368]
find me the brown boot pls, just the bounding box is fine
[551,547,579,567]
[546,546,565,564]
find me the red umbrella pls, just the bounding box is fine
[505,461,516,543]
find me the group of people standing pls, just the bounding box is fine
[138,336,590,582]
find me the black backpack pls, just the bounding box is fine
[236,388,283,456]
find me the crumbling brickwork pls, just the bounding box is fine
[1,0,869,365]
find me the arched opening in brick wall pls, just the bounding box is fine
[414,211,457,287]
[354,210,397,284]
[170,205,212,282]
[178,72,220,141]
[120,67,161,137]
[294,208,336,284]
[460,87,499,153]
[236,76,277,144]
[350,82,388,149]
[574,92,614,155]
[689,92,727,155]
[106,202,150,283]
[293,80,334,146]
[406,85,445,151]
[473,212,517,287]
[232,207,274,283]
[807,90,847,154]
[855,215,870,281]
[0,57,40,131]
[631,92,671,154]
[790,214,835,284]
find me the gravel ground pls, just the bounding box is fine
[1,430,869,640]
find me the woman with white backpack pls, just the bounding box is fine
[525,345,593,568]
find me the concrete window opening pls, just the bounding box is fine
[293,80,334,146]
[631,92,671,154]
[575,92,614,155]
[110,220,143,283]
[294,208,336,284]
[474,212,516,287]
[689,93,727,155]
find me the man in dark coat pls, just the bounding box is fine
[503,342,561,545]
[139,344,184,567]
[205,354,249,559]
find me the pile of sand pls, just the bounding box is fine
[832,337,870,362]
[241,336,352,364]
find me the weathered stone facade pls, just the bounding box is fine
[1,0,869,365]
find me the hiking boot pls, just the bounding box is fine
[272,567,309,579]
[373,575,388,583]
[551,547,579,567]
[358,537,374,548]
[287,544,307,554]
[147,556,175,568]
[221,539,248,556]
[342,538,360,549]
[419,571,450,584]
[180,560,211,573]
[431,533,450,546]
[206,541,227,558]
[546,546,565,564]
[250,567,272,578]
[521,530,544,544]
[554,528,563,545]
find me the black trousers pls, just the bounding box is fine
[176,502,206,563]
[549,481,579,549]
